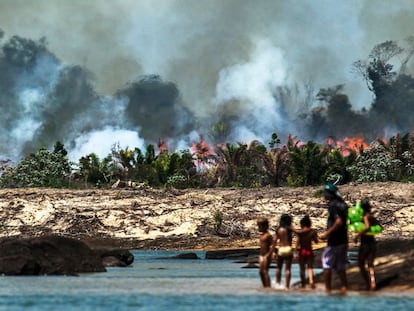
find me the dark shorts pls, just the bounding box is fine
[322,244,347,271]
[359,242,376,258]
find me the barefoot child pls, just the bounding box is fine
[274,214,294,289]
[296,215,319,288]
[354,199,378,291]
[257,218,274,287]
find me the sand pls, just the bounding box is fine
[0,181,413,292]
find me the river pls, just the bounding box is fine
[0,250,413,310]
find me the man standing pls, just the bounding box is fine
[320,183,349,294]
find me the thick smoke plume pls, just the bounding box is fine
[1,0,414,162]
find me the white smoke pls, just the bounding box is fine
[1,0,414,162]
[68,127,146,162]
[0,52,62,160]
[12,88,44,145]
[214,39,294,143]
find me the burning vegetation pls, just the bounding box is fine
[0,131,413,189]
[1,30,414,189]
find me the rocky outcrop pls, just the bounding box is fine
[0,235,133,275]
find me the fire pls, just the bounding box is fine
[190,135,216,170]
[328,135,369,156]
[158,139,169,154]
[191,137,215,159]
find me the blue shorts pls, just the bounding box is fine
[322,244,347,271]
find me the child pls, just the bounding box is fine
[274,214,294,289]
[257,217,274,288]
[354,199,377,291]
[295,215,319,289]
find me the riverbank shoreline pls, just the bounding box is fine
[0,183,413,293]
[79,234,414,294]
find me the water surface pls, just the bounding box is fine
[0,250,413,310]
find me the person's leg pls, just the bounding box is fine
[299,257,306,288]
[336,244,348,293]
[285,256,293,289]
[276,257,283,286]
[322,246,333,293]
[366,250,376,290]
[323,269,332,292]
[368,267,376,290]
[358,248,370,289]
[337,270,348,294]
[259,260,271,287]
[307,257,315,288]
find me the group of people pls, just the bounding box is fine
[257,183,378,293]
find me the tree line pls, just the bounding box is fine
[0,132,413,189]
[1,39,414,189]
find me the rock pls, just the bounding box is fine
[171,252,200,259]
[102,256,128,267]
[155,252,200,260]
[0,235,106,275]
[241,262,258,269]
[205,248,259,259]
[93,248,134,267]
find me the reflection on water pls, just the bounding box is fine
[0,250,413,311]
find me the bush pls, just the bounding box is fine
[347,142,402,182]
[0,147,72,188]
[166,174,188,189]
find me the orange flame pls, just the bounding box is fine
[190,136,215,170]
[191,138,215,159]
[328,135,369,156]
[158,139,169,154]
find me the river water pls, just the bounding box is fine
[0,250,413,310]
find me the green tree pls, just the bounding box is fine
[347,141,402,182]
[210,141,270,187]
[0,143,72,188]
[315,85,365,136]
[268,132,281,149]
[324,148,356,184]
[287,140,328,186]
[213,143,244,186]
[77,153,114,187]
[353,39,414,132]
[264,133,291,186]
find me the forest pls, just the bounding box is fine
[1,33,414,189]
[0,130,413,189]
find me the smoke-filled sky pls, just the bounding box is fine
[1,0,414,162]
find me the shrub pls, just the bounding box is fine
[347,141,402,182]
[213,210,224,233]
[324,148,356,184]
[0,145,72,188]
[166,174,188,189]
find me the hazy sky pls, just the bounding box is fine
[2,1,413,102]
[1,0,414,161]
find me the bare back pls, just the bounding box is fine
[298,228,318,251]
[276,226,292,247]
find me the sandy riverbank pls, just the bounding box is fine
[0,182,413,292]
